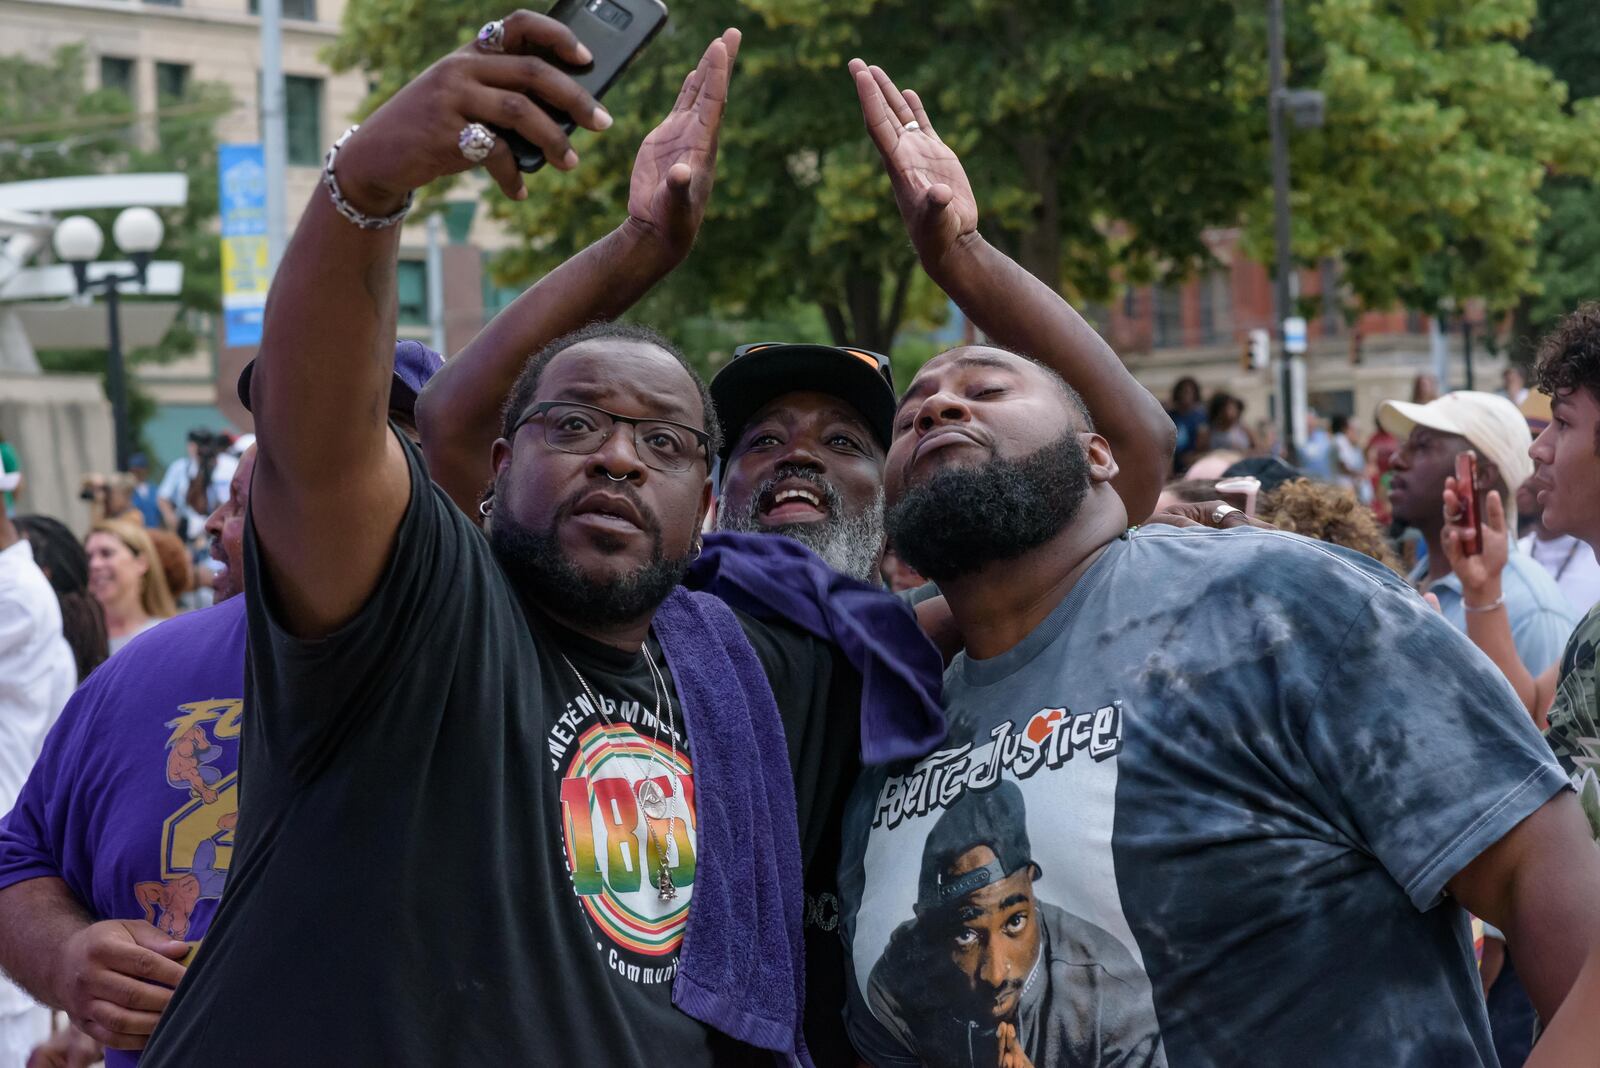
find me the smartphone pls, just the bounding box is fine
[499,0,669,172]
[1455,450,1482,556]
[1214,476,1261,517]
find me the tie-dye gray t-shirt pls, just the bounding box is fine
[840,526,1568,1068]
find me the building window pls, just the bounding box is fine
[100,56,135,101]
[397,261,429,326]
[1319,259,1342,336]
[1200,269,1233,345]
[249,0,318,20]
[1122,286,1137,319]
[482,275,522,322]
[156,62,189,101]
[1153,284,1182,349]
[285,75,323,166]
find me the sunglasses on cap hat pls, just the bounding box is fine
[731,341,894,387]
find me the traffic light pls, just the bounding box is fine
[1246,328,1270,370]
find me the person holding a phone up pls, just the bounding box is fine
[1378,390,1576,676]
[1441,303,1600,834]
[121,15,896,1068]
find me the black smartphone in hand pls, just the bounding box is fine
[502,0,669,172]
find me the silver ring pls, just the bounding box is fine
[476,19,507,53]
[904,120,922,132]
[1212,503,1241,525]
[458,122,496,164]
[604,471,629,483]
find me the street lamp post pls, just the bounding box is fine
[1267,0,1325,463]
[52,207,165,473]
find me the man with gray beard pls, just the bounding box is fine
[710,342,896,583]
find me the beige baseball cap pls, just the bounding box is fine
[1377,390,1534,495]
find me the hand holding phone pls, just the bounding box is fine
[1454,450,1482,557]
[1214,476,1261,517]
[499,0,670,172]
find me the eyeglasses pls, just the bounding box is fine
[514,400,711,473]
[731,341,895,389]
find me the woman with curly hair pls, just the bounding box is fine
[14,515,108,682]
[1255,477,1402,573]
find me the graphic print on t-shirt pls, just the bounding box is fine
[852,701,1167,1068]
[552,687,698,985]
[137,699,241,945]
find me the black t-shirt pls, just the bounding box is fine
[142,436,860,1066]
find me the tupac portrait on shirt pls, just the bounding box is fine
[864,781,1164,1068]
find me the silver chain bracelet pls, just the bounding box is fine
[322,125,413,230]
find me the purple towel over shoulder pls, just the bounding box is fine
[654,587,811,1066]
[688,530,947,764]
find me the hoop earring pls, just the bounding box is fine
[478,497,493,519]
[689,536,703,562]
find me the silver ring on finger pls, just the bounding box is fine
[1212,503,1241,526]
[904,120,921,132]
[476,19,507,53]
[458,122,496,164]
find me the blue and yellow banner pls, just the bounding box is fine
[218,144,268,347]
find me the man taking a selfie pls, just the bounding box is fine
[137,18,862,1066]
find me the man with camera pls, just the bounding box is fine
[155,429,235,546]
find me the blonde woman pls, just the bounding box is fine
[85,519,176,653]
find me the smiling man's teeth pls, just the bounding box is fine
[774,489,821,507]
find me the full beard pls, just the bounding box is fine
[886,429,1091,583]
[490,503,689,628]
[717,467,886,583]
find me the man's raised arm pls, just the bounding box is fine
[850,60,1174,521]
[419,30,740,517]
[248,10,608,636]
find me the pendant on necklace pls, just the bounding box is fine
[657,861,677,902]
[637,778,669,821]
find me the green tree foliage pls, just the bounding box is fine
[330,0,1261,353]
[1253,0,1600,320]
[1512,0,1600,357]
[0,46,229,450]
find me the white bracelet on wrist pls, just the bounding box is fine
[1463,594,1505,614]
[322,126,413,231]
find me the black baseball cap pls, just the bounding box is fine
[1221,456,1302,494]
[915,781,1040,915]
[710,341,897,464]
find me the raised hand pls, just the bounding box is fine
[627,29,740,263]
[1442,480,1509,603]
[335,9,613,210]
[848,58,978,267]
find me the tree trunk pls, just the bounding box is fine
[819,255,915,353]
[1000,133,1062,293]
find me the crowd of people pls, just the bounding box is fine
[0,14,1598,1068]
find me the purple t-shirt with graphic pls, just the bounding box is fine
[0,596,245,1066]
